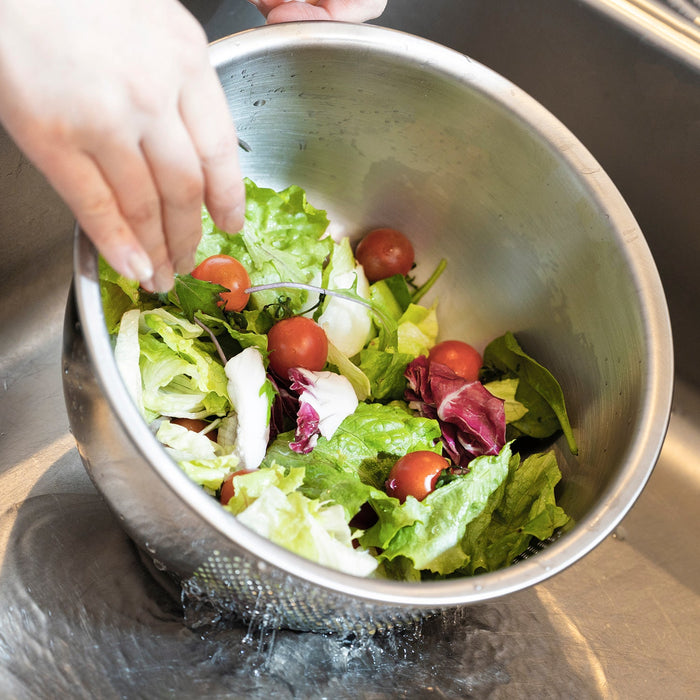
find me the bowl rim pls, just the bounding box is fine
[72,21,674,608]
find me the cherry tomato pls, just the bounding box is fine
[171,417,218,442]
[191,254,251,312]
[354,228,415,283]
[220,469,256,505]
[385,451,449,502]
[428,340,482,382]
[267,316,328,379]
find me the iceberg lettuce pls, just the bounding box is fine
[224,465,377,577]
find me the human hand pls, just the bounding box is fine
[0,0,245,292]
[250,0,388,24]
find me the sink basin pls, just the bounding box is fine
[1,1,697,696]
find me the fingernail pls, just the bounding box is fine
[125,250,154,283]
[175,252,196,275]
[152,268,175,293]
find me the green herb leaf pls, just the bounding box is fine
[482,331,578,454]
[169,275,226,322]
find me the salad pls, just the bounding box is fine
[100,179,578,581]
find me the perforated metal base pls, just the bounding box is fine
[178,553,437,635]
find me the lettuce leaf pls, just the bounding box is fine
[457,450,570,575]
[118,307,230,422]
[358,347,414,402]
[223,464,378,576]
[482,331,578,454]
[99,257,142,334]
[262,401,442,521]
[396,303,439,357]
[197,179,332,313]
[363,444,512,575]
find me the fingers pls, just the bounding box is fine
[179,66,246,238]
[39,79,243,292]
[254,0,387,23]
[88,135,176,291]
[0,0,245,293]
[36,145,157,288]
[140,116,204,280]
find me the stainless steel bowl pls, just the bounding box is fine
[62,22,673,634]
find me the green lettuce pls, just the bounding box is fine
[396,303,439,357]
[99,257,142,334]
[363,444,513,576]
[457,450,570,575]
[114,306,230,423]
[357,348,414,402]
[197,179,332,312]
[262,401,443,521]
[482,331,578,454]
[223,464,378,576]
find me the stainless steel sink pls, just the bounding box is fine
[1,1,698,697]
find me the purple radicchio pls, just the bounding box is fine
[267,373,300,444]
[288,368,358,454]
[405,355,506,468]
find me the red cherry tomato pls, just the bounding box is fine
[171,417,218,442]
[355,228,415,283]
[385,451,449,503]
[220,469,256,505]
[267,316,328,379]
[428,340,482,382]
[191,254,251,312]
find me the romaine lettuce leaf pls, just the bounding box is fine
[122,307,230,422]
[363,444,513,576]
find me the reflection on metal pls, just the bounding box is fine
[583,0,700,66]
[535,587,613,699]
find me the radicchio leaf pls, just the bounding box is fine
[288,368,359,454]
[405,356,506,468]
[268,373,299,444]
[290,401,321,453]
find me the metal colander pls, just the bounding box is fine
[62,23,673,634]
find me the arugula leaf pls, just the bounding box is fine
[482,331,578,454]
[169,275,227,322]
